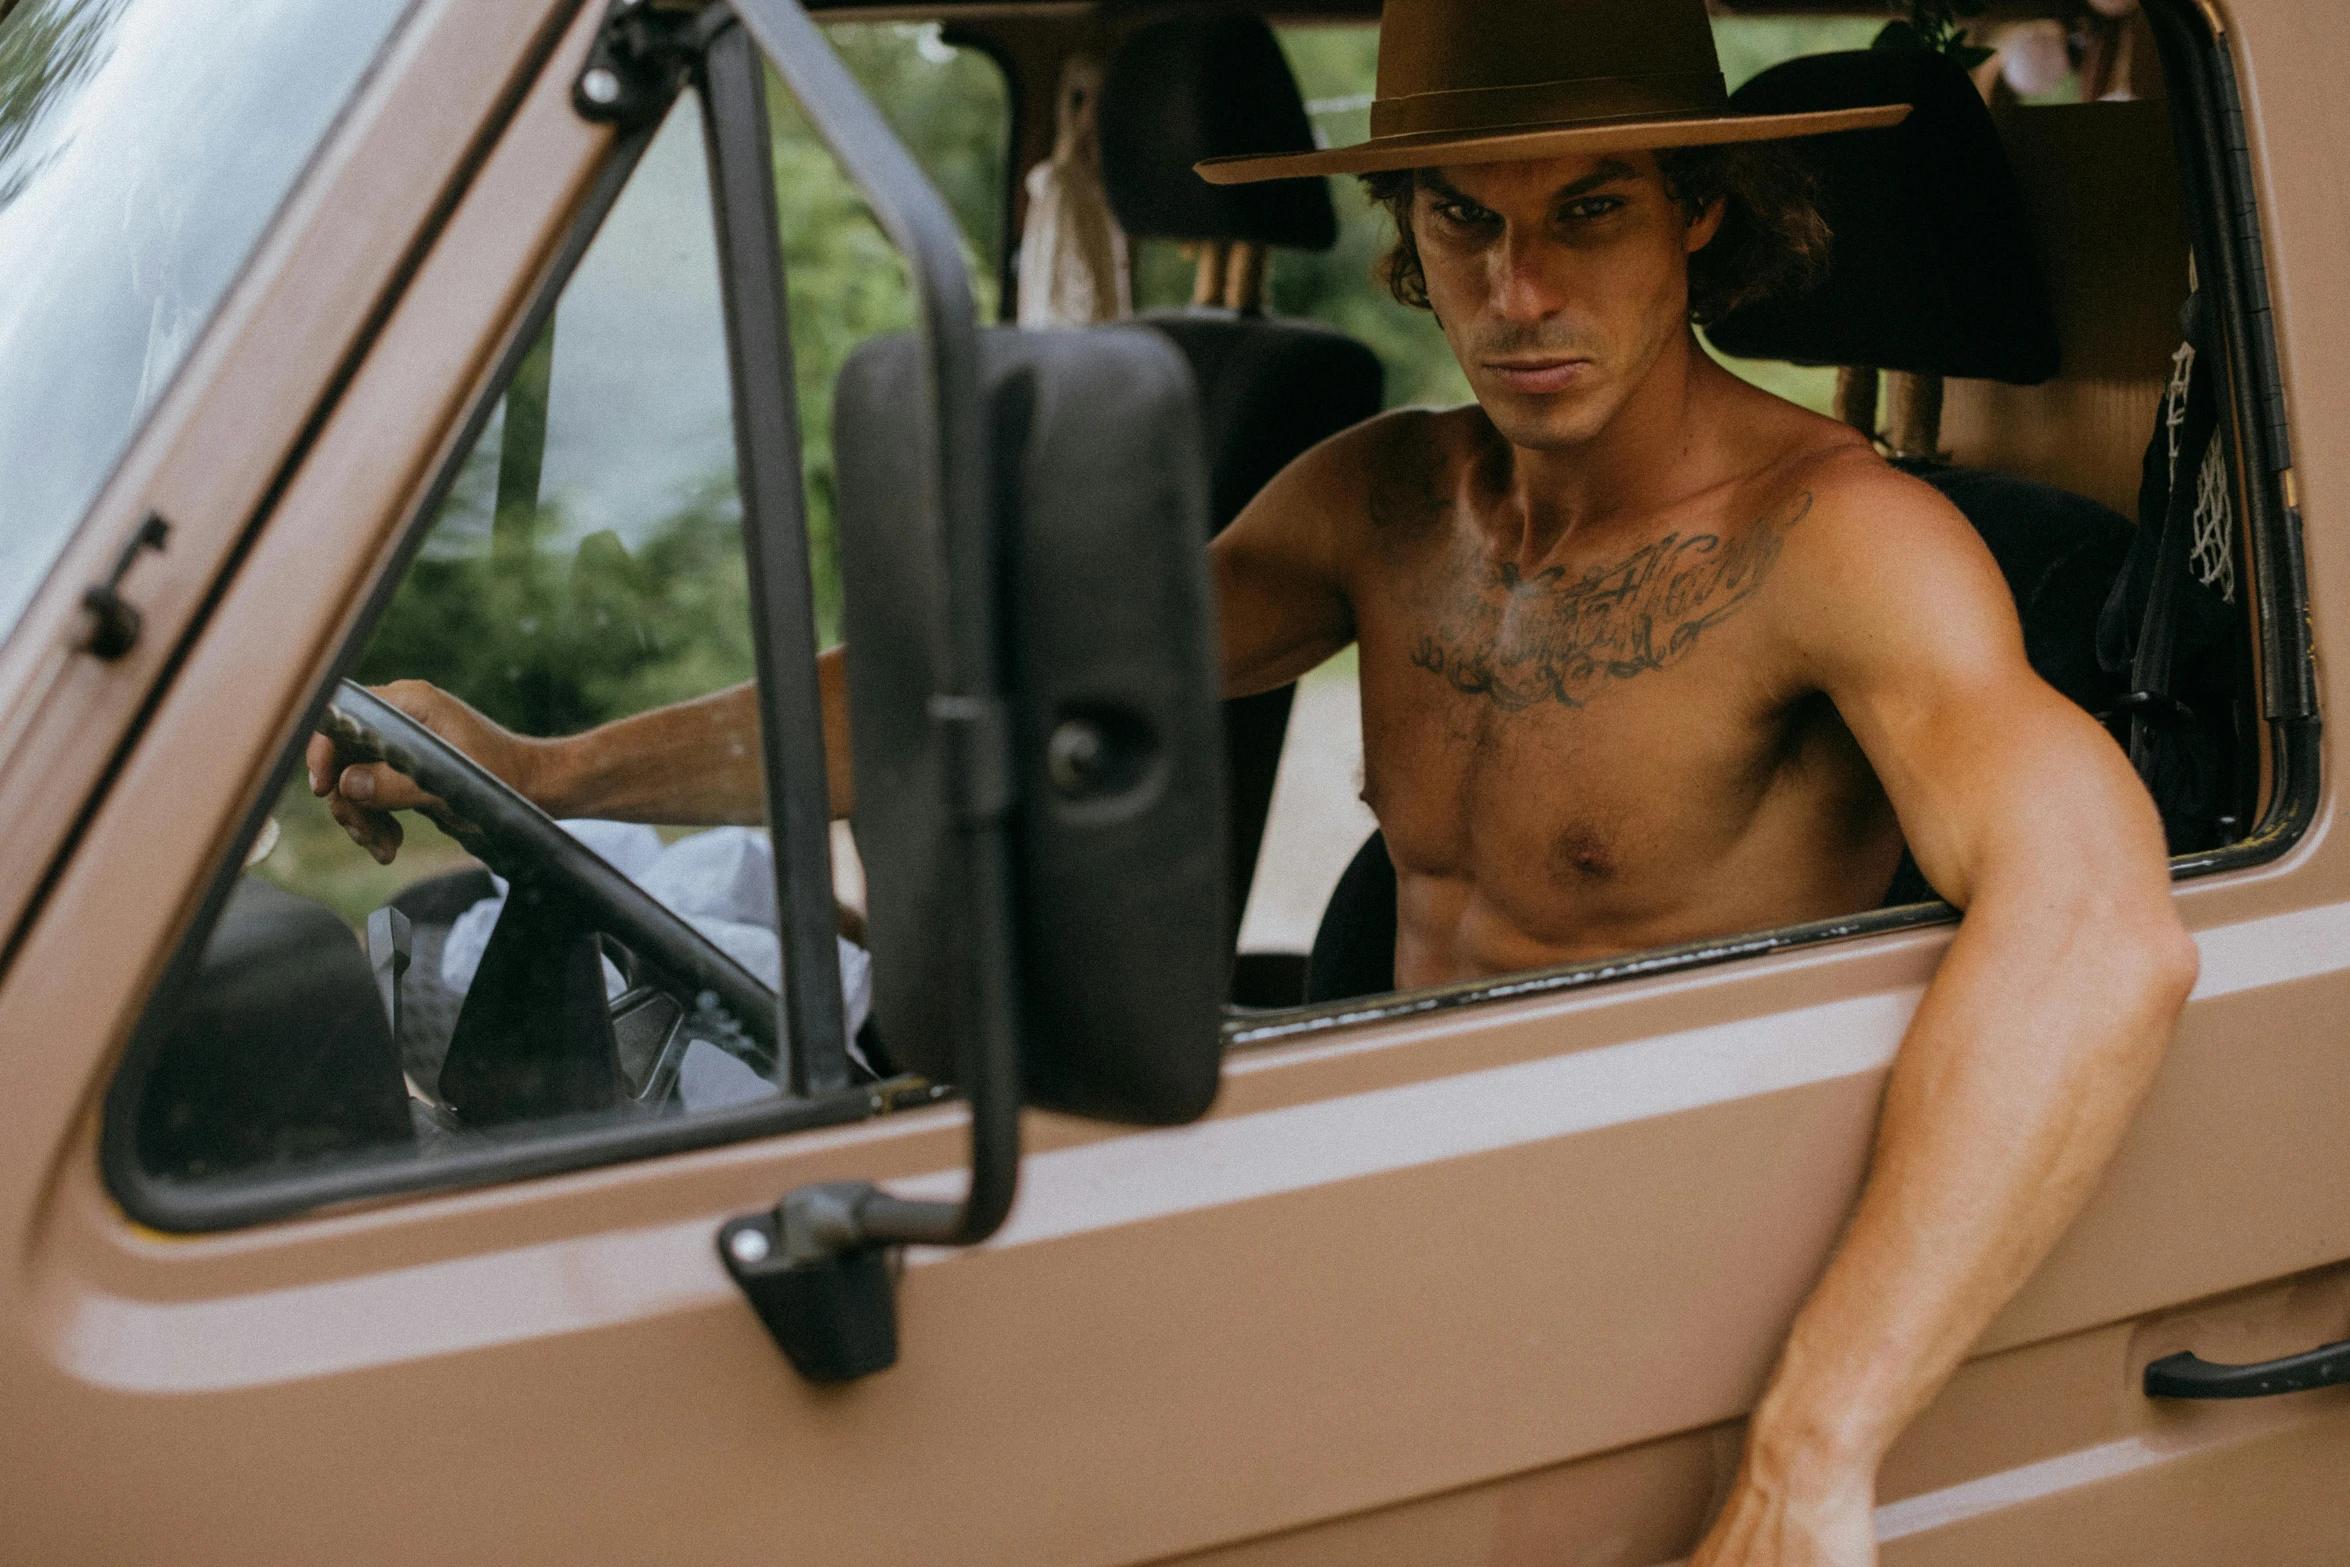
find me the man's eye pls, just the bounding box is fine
[1560,196,1627,221]
[1433,200,1495,227]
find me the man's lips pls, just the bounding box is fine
[1482,357,1592,394]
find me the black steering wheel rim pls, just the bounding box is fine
[317,681,784,1071]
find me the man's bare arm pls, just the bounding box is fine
[1210,416,1384,696]
[306,654,853,861]
[313,413,1387,859]
[1693,466,2198,1564]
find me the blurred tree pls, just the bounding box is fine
[769,23,1007,646]
[0,0,124,207]
[356,24,1006,741]
[354,485,754,739]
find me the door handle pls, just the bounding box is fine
[2143,1338,2350,1399]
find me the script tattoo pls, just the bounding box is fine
[1410,492,1813,711]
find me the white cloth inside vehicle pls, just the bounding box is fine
[1015,54,1130,329]
[437,823,873,1107]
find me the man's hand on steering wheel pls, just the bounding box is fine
[306,680,544,863]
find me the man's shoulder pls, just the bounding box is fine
[1715,380,1972,534]
[1278,403,1487,485]
[1773,442,1995,574]
[1752,443,2025,683]
[1234,403,1488,537]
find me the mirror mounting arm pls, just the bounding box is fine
[571,0,724,130]
[713,0,1024,1383]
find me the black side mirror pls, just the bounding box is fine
[834,328,1227,1126]
[706,0,1226,1385]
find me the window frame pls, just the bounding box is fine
[1223,0,2319,1051]
[701,19,856,1097]
[101,26,936,1235]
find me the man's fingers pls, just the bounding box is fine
[310,680,505,861]
[325,792,389,858]
[338,761,435,812]
[327,792,404,864]
[304,733,339,796]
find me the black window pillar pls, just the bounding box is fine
[700,22,851,1097]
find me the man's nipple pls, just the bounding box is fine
[1548,822,1617,885]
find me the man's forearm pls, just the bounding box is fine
[1740,863,2196,1495]
[533,650,856,823]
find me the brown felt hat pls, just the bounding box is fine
[1195,0,1911,185]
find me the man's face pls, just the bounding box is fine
[1411,153,1723,451]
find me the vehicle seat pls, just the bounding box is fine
[1719,48,2175,893]
[1720,51,2246,869]
[1706,49,2059,384]
[1100,14,1384,1004]
[132,877,415,1179]
[1305,49,2129,1003]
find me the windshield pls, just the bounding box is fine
[0,0,411,646]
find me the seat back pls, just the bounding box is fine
[1708,49,2058,383]
[1134,311,1385,535]
[1100,14,1383,984]
[1716,51,2143,731]
[135,878,415,1177]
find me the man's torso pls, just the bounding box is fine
[1338,405,1907,986]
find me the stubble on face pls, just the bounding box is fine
[1411,155,1698,454]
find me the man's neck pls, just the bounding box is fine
[1490,327,1730,564]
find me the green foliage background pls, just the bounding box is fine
[0,0,125,207]
[353,25,1005,743]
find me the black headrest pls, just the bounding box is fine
[1706,51,2059,385]
[1101,14,1337,252]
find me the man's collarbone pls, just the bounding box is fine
[1402,490,1814,713]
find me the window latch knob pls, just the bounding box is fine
[79,513,168,661]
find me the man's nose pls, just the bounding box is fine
[1488,229,1570,324]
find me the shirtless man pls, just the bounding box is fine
[308,6,2198,1560]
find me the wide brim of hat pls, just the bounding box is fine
[1196,101,1909,185]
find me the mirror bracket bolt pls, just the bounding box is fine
[1046,718,1107,797]
[719,1182,899,1383]
[572,0,724,130]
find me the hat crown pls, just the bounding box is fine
[1374,0,1727,133]
[1191,0,1911,187]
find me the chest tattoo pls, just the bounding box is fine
[1409,491,1812,711]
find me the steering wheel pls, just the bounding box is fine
[317,681,784,1109]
